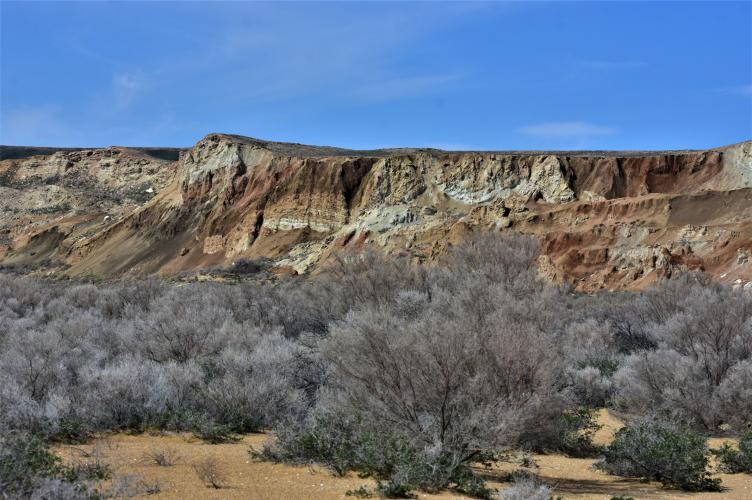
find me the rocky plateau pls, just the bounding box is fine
[1,134,750,291]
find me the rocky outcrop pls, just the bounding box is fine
[0,146,178,266]
[1,134,750,291]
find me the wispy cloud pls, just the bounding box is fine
[142,2,480,106]
[518,121,616,139]
[112,71,146,109]
[578,60,647,70]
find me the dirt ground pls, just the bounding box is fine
[54,410,752,499]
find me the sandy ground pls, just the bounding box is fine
[54,410,752,499]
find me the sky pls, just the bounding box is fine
[1,1,750,150]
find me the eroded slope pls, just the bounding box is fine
[2,135,750,290]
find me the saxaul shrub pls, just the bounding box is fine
[612,278,752,432]
[560,319,619,407]
[2,234,751,498]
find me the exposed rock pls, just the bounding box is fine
[1,135,750,291]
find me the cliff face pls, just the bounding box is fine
[2,135,750,291]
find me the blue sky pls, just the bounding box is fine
[1,1,750,150]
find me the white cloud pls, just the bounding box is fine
[518,121,616,138]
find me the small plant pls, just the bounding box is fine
[345,485,375,498]
[596,417,721,491]
[143,447,180,466]
[711,432,752,473]
[193,422,241,444]
[226,258,264,275]
[375,479,417,498]
[109,474,162,497]
[500,471,553,500]
[193,455,228,489]
[61,461,112,482]
[519,452,538,469]
[55,418,91,444]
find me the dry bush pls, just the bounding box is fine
[142,447,180,467]
[320,234,572,455]
[192,455,227,489]
[108,473,162,497]
[612,278,752,431]
[499,470,552,500]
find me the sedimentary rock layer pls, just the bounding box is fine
[1,135,750,290]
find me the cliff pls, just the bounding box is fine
[1,135,750,290]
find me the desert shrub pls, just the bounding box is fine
[108,474,161,497]
[142,447,180,467]
[260,410,412,477]
[81,357,170,432]
[59,460,111,482]
[499,471,552,500]
[596,417,721,491]
[0,432,61,494]
[556,407,602,457]
[345,485,374,497]
[126,287,236,363]
[560,319,619,407]
[322,301,569,454]
[378,450,494,499]
[711,432,752,473]
[225,258,265,275]
[192,455,227,489]
[716,359,752,432]
[258,235,582,496]
[3,235,750,497]
[612,279,752,432]
[261,410,493,497]
[0,431,100,499]
[192,421,241,444]
[201,330,309,433]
